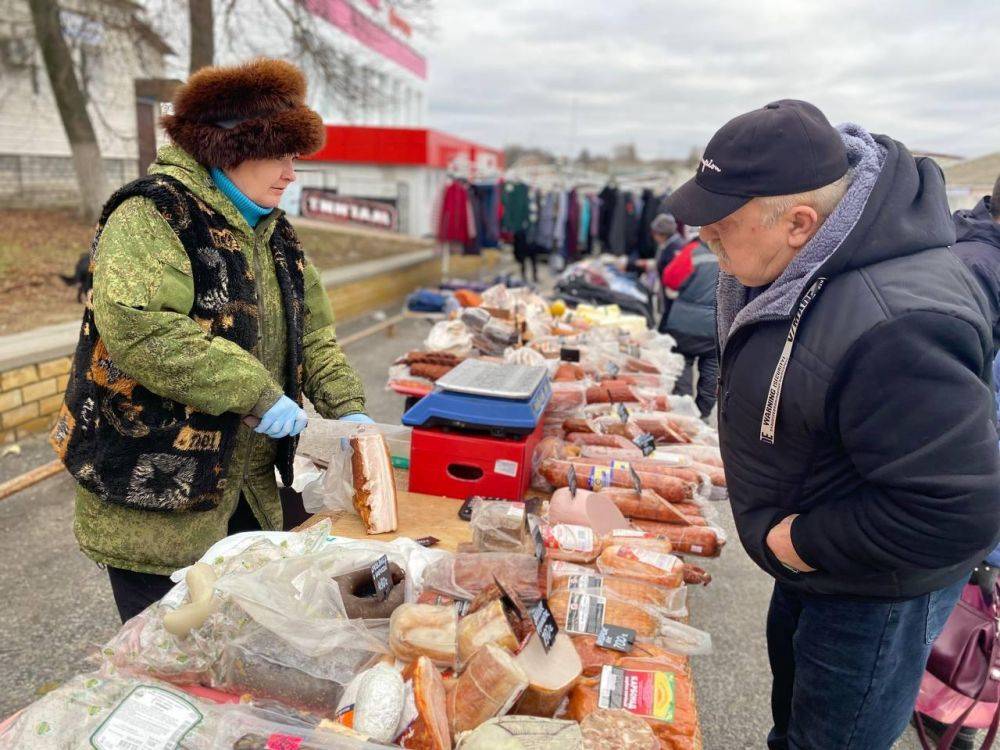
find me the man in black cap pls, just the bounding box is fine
[665,100,1000,749]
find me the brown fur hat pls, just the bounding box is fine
[162,58,325,168]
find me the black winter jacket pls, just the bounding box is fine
[952,197,1000,355]
[719,134,1000,600]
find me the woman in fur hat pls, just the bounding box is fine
[51,59,372,622]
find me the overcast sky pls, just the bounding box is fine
[424,0,1000,160]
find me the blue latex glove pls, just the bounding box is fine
[255,395,308,438]
[340,413,375,425]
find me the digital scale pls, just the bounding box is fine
[402,359,551,437]
[404,359,552,501]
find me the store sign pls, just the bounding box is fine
[301,189,398,231]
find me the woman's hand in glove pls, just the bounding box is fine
[340,413,375,424]
[255,395,308,438]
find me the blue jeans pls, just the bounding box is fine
[766,578,965,749]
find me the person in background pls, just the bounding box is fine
[624,213,686,322]
[660,236,720,418]
[664,99,1000,749]
[916,173,1000,750]
[50,59,372,623]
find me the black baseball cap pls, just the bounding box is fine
[664,99,849,226]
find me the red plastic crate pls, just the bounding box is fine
[408,423,543,501]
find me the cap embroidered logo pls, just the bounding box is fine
[700,158,722,174]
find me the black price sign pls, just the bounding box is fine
[596,624,636,653]
[529,518,546,561]
[370,555,393,601]
[567,464,578,497]
[415,536,440,548]
[629,466,643,495]
[559,347,581,363]
[633,433,656,456]
[616,402,630,424]
[530,599,559,653]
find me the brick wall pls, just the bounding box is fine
[0,249,505,443]
[0,356,72,444]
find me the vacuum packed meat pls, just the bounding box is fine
[580,709,659,749]
[389,604,457,667]
[350,433,398,534]
[597,544,685,588]
[399,656,452,750]
[512,632,583,718]
[548,487,631,535]
[449,644,529,735]
[630,520,725,557]
[457,599,519,668]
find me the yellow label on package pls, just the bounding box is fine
[598,664,676,722]
[589,465,612,491]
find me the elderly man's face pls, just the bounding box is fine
[700,200,814,287]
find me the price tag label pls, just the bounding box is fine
[415,536,440,547]
[616,402,630,424]
[633,433,656,456]
[596,624,637,653]
[370,555,393,601]
[629,466,643,495]
[560,347,581,362]
[567,464,578,497]
[530,518,546,561]
[530,599,559,652]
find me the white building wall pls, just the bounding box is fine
[0,0,167,160]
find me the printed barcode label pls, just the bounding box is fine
[564,591,606,636]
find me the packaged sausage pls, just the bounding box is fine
[470,499,530,553]
[597,544,685,588]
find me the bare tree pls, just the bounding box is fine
[188,0,213,72]
[26,0,109,221]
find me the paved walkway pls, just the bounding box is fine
[0,305,925,748]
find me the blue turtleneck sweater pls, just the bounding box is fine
[210,167,272,228]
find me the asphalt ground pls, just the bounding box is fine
[0,303,927,748]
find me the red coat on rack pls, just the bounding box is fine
[436,181,476,244]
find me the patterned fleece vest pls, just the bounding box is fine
[51,174,305,512]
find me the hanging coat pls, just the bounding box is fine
[598,185,617,246]
[437,181,476,244]
[565,189,580,259]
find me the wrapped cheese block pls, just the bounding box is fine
[350,433,398,534]
[390,604,457,667]
[457,599,519,669]
[512,633,582,717]
[450,644,529,735]
[455,716,583,749]
[597,544,685,588]
[399,656,452,750]
[580,709,659,749]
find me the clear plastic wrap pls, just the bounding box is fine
[0,672,222,750]
[104,541,406,717]
[424,319,474,356]
[214,706,389,748]
[421,552,541,603]
[470,498,530,553]
[546,584,691,641]
[301,437,355,514]
[546,380,591,417]
[546,560,689,616]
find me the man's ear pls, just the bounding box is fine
[786,206,820,249]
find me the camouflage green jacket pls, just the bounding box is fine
[74,145,366,575]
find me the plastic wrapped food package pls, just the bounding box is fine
[421,553,541,603]
[425,319,474,356]
[0,672,224,750]
[215,705,391,748]
[470,498,530,553]
[546,560,686,610]
[456,716,583,749]
[389,603,457,667]
[546,583,689,641]
[564,659,702,750]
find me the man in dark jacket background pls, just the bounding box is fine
[661,237,720,417]
[952,176,1000,356]
[665,100,1000,750]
